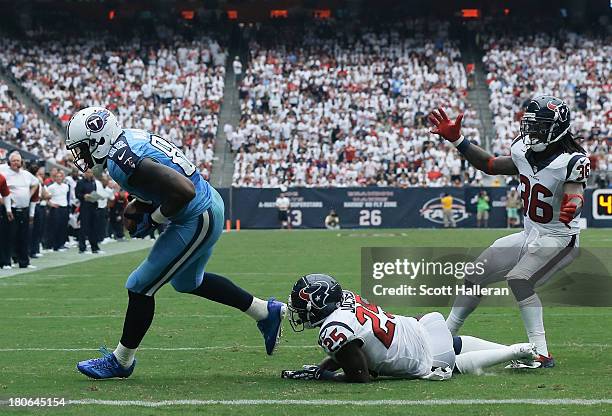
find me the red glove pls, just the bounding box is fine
[559,193,584,228]
[428,107,464,142]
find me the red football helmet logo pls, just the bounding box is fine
[547,101,558,111]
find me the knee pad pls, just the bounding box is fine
[507,278,535,302]
[171,278,199,293]
[419,311,445,326]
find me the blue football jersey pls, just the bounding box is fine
[107,128,212,222]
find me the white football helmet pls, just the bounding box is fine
[65,107,122,174]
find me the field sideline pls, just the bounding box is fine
[0,228,610,416]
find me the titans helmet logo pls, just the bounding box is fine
[299,281,331,310]
[85,110,110,133]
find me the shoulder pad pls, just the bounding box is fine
[511,135,523,147]
[108,135,141,176]
[565,154,590,183]
[318,320,355,355]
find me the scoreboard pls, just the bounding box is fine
[592,189,612,220]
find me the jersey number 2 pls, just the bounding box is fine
[150,135,196,176]
[355,295,396,349]
[519,174,553,223]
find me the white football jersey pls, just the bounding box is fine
[317,291,433,378]
[511,137,589,236]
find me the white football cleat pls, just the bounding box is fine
[513,343,538,360]
[505,343,547,369]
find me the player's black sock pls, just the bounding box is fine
[190,272,253,312]
[453,336,463,355]
[120,290,155,349]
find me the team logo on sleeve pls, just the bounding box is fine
[299,281,331,310]
[85,110,111,133]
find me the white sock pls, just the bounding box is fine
[455,347,517,374]
[518,294,548,356]
[245,297,269,321]
[459,335,507,353]
[113,342,136,369]
[446,295,481,336]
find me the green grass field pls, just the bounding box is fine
[1,229,611,415]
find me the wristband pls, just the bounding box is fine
[454,136,471,154]
[151,206,170,225]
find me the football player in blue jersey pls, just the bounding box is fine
[65,107,286,379]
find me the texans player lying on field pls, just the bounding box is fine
[429,96,589,369]
[64,107,285,379]
[282,274,537,382]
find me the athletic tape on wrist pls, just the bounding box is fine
[151,207,169,225]
[455,136,470,153]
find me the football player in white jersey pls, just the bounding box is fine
[428,96,589,369]
[282,274,537,382]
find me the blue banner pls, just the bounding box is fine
[215,187,610,229]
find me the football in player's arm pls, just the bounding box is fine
[122,158,196,237]
[65,107,286,381]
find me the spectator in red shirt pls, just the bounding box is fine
[344,144,356,162]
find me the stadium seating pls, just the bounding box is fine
[0,79,60,160]
[1,35,226,178]
[230,21,482,188]
[482,31,611,160]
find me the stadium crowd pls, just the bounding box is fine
[0,21,608,193]
[0,80,60,160]
[1,33,227,180]
[482,31,611,164]
[230,21,483,188]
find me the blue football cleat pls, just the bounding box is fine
[76,347,136,379]
[257,298,287,355]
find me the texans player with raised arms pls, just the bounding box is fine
[65,107,286,379]
[282,274,538,382]
[429,96,589,368]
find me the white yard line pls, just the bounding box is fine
[5,311,611,318]
[0,343,608,352]
[17,314,231,319]
[0,399,609,407]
